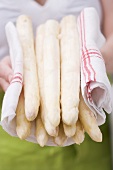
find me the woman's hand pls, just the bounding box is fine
[100,34,113,74]
[0,56,13,91]
[100,0,113,74]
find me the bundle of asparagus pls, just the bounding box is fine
[4,15,103,147]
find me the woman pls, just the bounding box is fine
[0,0,113,91]
[0,0,112,170]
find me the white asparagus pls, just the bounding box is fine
[36,24,58,137]
[35,112,48,147]
[16,15,40,121]
[72,120,85,145]
[79,92,102,142]
[63,123,76,137]
[60,15,80,125]
[16,90,31,140]
[54,122,67,146]
[43,20,60,127]
[44,119,59,137]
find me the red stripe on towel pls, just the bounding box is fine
[80,13,88,82]
[10,72,23,84]
[79,15,86,82]
[13,76,22,81]
[82,12,96,81]
[11,81,22,84]
[82,51,103,61]
[82,11,96,82]
[82,11,93,102]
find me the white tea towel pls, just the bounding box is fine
[78,7,112,125]
[1,22,23,135]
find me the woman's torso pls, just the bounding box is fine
[0,0,102,59]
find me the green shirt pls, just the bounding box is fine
[0,92,112,170]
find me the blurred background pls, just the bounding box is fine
[0,91,112,170]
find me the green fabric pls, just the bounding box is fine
[0,92,112,170]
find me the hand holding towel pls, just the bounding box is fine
[78,7,112,125]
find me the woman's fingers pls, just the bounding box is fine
[0,56,13,83]
[100,33,113,74]
[1,56,12,67]
[0,78,9,91]
[0,56,13,91]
